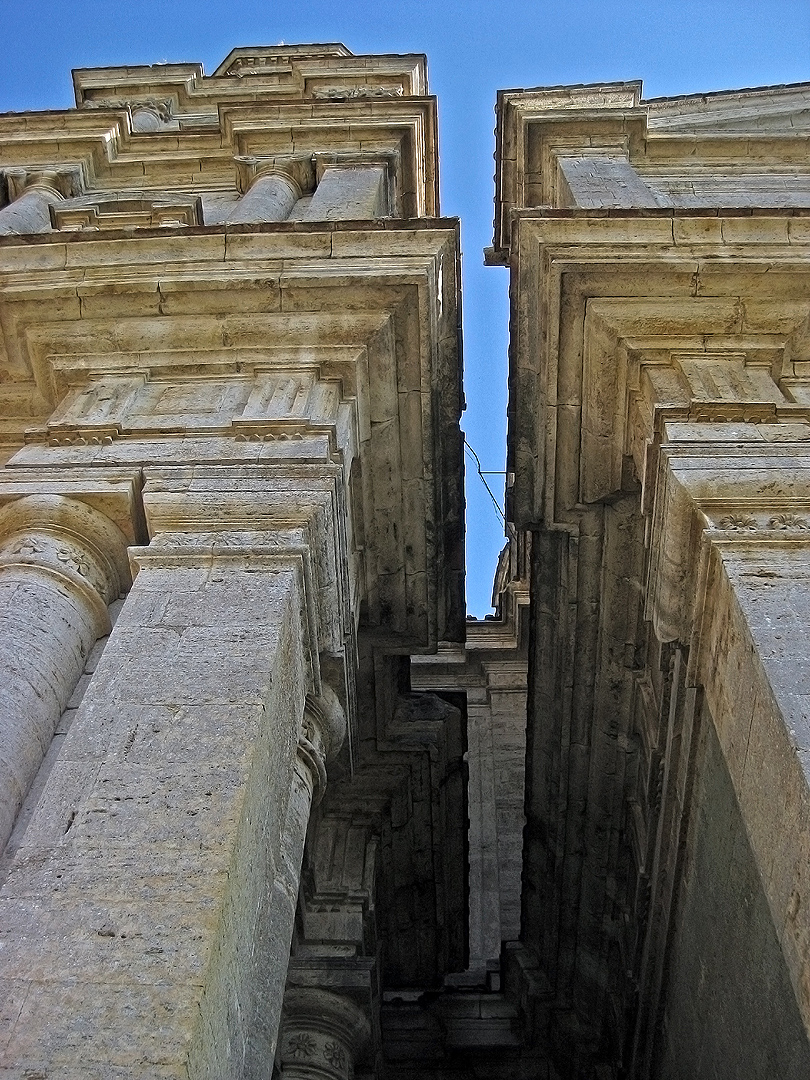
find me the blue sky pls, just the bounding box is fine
[2,0,808,613]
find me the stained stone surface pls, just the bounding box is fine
[660,711,810,1080]
[2,43,810,1080]
[494,77,810,1079]
[1,558,307,1075]
[0,42,464,1080]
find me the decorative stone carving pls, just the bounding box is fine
[83,96,174,131]
[311,85,404,100]
[674,352,784,405]
[717,513,758,531]
[280,988,370,1080]
[768,512,809,530]
[0,43,461,1080]
[233,154,316,201]
[298,686,347,805]
[51,194,203,231]
[85,96,172,119]
[4,166,83,203]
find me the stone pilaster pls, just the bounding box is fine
[0,494,128,852]
[298,164,389,220]
[0,468,354,1079]
[607,429,810,1074]
[280,988,370,1080]
[556,154,660,209]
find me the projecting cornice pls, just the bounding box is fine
[492,80,810,254]
[505,208,810,529]
[73,45,427,108]
[0,47,438,223]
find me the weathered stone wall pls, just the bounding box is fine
[659,710,810,1080]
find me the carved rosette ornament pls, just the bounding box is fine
[717,513,758,532]
[768,513,810,531]
[280,988,371,1080]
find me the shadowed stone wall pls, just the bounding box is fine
[660,709,810,1080]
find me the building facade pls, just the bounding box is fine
[0,45,809,1080]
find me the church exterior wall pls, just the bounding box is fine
[0,47,809,1080]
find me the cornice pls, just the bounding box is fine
[506,211,810,530]
[493,82,810,254]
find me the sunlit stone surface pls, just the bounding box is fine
[1,45,810,1080]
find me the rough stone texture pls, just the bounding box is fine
[0,496,128,854]
[4,43,810,1080]
[659,710,810,1080]
[0,600,121,882]
[495,77,810,1079]
[298,166,388,221]
[557,155,660,209]
[0,184,60,235]
[226,173,301,224]
[0,555,308,1076]
[0,43,464,1080]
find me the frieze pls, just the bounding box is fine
[82,97,173,122]
[46,431,118,447]
[234,429,306,442]
[41,369,345,443]
[717,513,758,531]
[51,195,203,231]
[311,85,405,99]
[768,512,809,530]
[709,511,810,533]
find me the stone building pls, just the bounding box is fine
[0,43,809,1080]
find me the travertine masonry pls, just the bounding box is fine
[4,40,810,1080]
[494,78,810,1078]
[1,547,306,1073]
[0,43,463,1080]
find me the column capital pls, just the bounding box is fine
[234,154,314,197]
[5,165,84,202]
[280,987,370,1080]
[298,686,347,805]
[0,493,130,632]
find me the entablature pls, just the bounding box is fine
[0,218,464,653]
[0,47,438,224]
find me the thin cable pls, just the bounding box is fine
[464,437,505,525]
